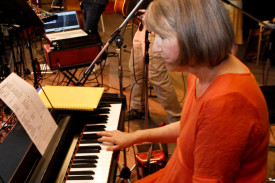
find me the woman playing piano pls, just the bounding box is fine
[97,0,270,182]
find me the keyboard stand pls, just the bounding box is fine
[59,63,103,86]
[60,68,80,86]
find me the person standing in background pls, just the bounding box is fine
[126,26,182,123]
[223,0,243,56]
[81,0,108,43]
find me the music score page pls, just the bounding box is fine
[0,73,57,155]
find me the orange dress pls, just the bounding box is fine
[137,72,269,183]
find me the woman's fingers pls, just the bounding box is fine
[97,130,133,151]
[97,130,120,145]
[98,136,115,144]
[97,130,115,137]
[106,145,120,151]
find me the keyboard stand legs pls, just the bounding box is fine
[60,67,93,86]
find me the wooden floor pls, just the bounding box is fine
[12,12,275,182]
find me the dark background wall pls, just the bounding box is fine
[243,0,274,40]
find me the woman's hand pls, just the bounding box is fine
[97,130,136,151]
[97,122,180,151]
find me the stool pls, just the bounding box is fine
[133,142,167,178]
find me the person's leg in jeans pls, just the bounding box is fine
[83,2,106,44]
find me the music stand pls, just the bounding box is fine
[0,0,44,88]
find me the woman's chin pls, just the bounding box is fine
[165,63,185,72]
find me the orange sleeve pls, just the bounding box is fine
[193,93,260,181]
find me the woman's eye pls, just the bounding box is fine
[160,35,165,39]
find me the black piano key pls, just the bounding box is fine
[95,108,110,113]
[84,125,106,132]
[81,134,102,144]
[86,115,109,122]
[98,103,111,108]
[71,163,97,168]
[81,119,108,125]
[73,159,98,164]
[77,146,101,153]
[82,134,101,139]
[77,149,99,153]
[88,108,110,115]
[82,109,110,116]
[74,155,99,160]
[80,139,102,144]
[67,175,94,180]
[69,170,95,175]
[78,145,101,150]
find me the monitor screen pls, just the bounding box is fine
[44,11,79,33]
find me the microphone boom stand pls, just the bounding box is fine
[144,30,149,129]
[222,0,273,30]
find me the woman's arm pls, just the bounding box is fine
[97,121,180,151]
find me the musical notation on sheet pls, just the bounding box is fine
[0,73,57,155]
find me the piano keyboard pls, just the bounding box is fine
[64,103,122,183]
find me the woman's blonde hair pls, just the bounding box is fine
[144,0,234,67]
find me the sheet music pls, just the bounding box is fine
[0,73,57,155]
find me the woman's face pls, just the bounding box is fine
[152,31,182,71]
